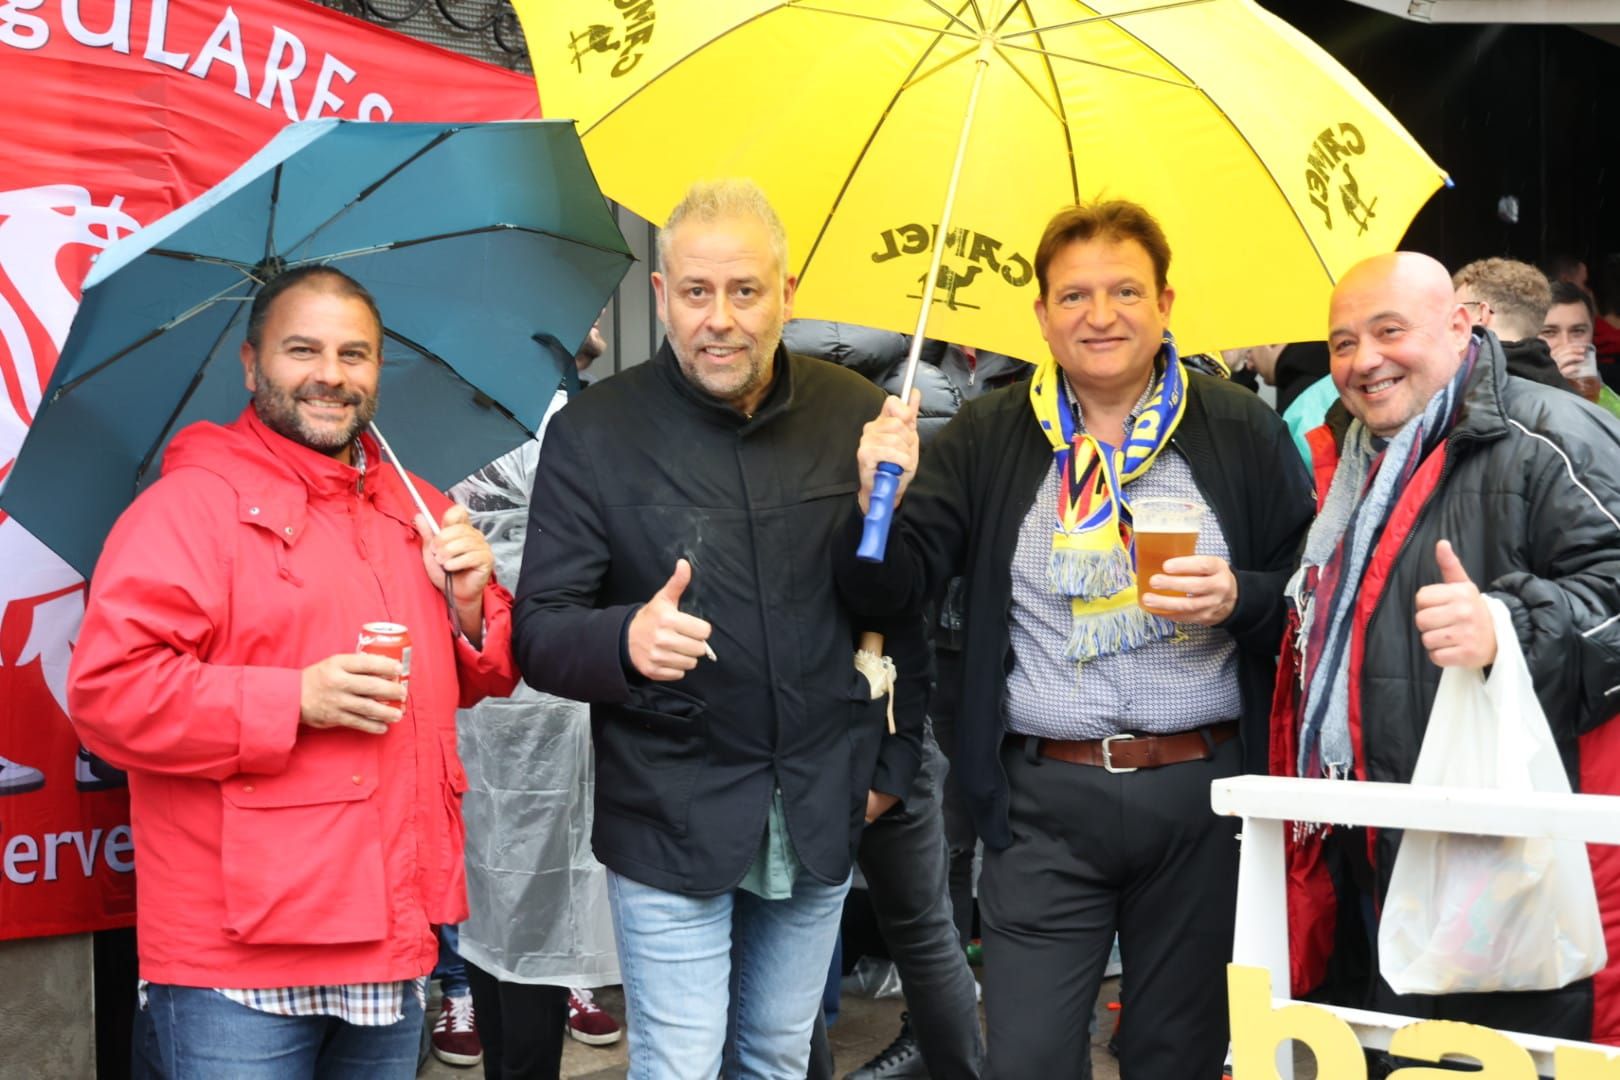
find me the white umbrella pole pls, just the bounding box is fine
[367,421,440,534]
[368,419,467,630]
[896,38,994,403]
[856,40,993,563]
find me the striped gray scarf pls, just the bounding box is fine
[1287,341,1478,778]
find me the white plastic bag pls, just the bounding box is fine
[1378,596,1607,995]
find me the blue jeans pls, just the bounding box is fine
[433,923,469,999]
[607,867,851,1080]
[142,984,423,1079]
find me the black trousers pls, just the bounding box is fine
[808,730,985,1079]
[933,647,981,948]
[981,733,1241,1080]
[464,961,570,1080]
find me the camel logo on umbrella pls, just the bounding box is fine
[1305,122,1379,235]
[872,222,1033,311]
[569,0,655,78]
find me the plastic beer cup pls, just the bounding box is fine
[1132,497,1205,614]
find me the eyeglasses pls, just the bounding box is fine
[1459,299,1493,319]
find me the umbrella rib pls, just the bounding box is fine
[999,0,1218,41]
[50,282,255,399]
[992,38,1196,89]
[990,0,1025,34]
[148,249,265,276]
[796,8,971,286]
[1011,1,1080,203]
[278,129,459,261]
[380,326,530,433]
[1039,5,1340,284]
[264,163,282,265]
[133,302,253,489]
[900,41,981,94]
[990,42,1064,125]
[309,223,636,264]
[908,0,981,34]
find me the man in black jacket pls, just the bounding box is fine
[512,179,926,1080]
[841,201,1314,1078]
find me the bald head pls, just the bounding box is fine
[1328,252,1473,437]
[1335,252,1458,314]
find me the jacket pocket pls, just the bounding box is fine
[595,684,706,836]
[219,752,387,946]
[847,671,887,825]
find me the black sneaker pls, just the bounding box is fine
[844,1013,928,1080]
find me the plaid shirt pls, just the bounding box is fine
[141,979,427,1026]
[1003,376,1242,739]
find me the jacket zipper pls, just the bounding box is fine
[1358,432,1476,776]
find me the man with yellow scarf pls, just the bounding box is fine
[838,201,1314,1078]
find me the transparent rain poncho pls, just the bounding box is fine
[451,390,619,987]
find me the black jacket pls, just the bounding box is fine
[1500,335,1574,391]
[1313,331,1620,797]
[1278,330,1620,1041]
[837,371,1315,849]
[514,343,926,896]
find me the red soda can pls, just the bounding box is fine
[356,622,411,709]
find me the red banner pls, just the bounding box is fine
[0,0,539,940]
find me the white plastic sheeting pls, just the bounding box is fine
[451,389,620,987]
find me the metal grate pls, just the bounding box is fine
[314,0,530,72]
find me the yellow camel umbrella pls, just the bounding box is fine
[517,0,1447,366]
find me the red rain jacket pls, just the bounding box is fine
[69,408,518,988]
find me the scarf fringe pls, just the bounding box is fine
[1062,603,1174,663]
[1048,544,1134,600]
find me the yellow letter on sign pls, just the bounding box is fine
[1386,1021,1535,1079]
[1558,1045,1620,1078]
[1228,965,1366,1080]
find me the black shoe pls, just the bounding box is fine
[844,1013,928,1080]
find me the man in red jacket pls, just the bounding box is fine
[68,266,518,1079]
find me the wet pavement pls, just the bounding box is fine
[420,975,1136,1079]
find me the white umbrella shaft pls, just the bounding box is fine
[897,39,994,403]
[368,420,439,535]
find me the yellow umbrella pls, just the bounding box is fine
[518,0,1447,365]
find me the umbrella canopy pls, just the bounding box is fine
[0,119,633,578]
[517,0,1447,360]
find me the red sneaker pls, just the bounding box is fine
[431,993,483,1067]
[567,988,623,1046]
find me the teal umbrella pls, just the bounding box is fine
[0,119,633,577]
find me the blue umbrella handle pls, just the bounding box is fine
[856,462,904,563]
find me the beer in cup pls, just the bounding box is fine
[1132,497,1205,614]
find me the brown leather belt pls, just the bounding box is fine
[1022,721,1238,773]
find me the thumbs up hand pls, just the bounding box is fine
[627,558,714,681]
[1414,539,1498,669]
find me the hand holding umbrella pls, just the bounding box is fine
[856,390,921,555]
[412,503,495,645]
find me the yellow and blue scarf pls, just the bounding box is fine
[1028,333,1188,662]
